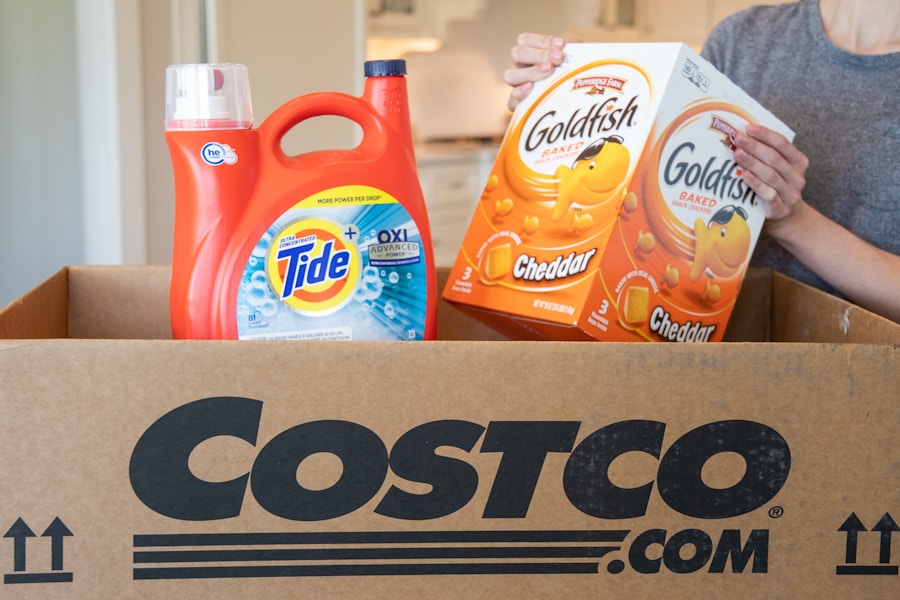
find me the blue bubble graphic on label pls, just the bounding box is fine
[355,266,385,302]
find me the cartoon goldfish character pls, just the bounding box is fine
[690,205,751,282]
[552,135,630,223]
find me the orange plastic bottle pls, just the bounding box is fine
[165,60,437,340]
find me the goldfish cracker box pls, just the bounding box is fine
[442,43,794,342]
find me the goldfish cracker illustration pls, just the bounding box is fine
[494,197,514,217]
[443,43,793,343]
[570,213,593,234]
[635,230,656,254]
[704,280,722,303]
[552,135,631,223]
[662,263,680,288]
[622,191,638,214]
[689,206,751,282]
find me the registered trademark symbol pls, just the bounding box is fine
[769,506,784,519]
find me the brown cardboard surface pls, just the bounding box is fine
[0,266,898,598]
[2,266,897,343]
[770,272,900,344]
[67,265,172,340]
[721,268,772,342]
[0,268,68,339]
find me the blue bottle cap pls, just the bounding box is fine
[364,60,407,77]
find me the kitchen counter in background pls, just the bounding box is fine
[416,141,500,266]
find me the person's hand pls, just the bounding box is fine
[734,122,900,323]
[732,123,810,238]
[503,33,567,111]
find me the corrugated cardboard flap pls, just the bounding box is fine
[66,265,172,339]
[721,268,772,342]
[0,267,69,339]
[1,266,898,343]
[771,272,900,343]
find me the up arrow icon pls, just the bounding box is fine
[836,512,899,576]
[3,517,75,585]
[42,517,74,571]
[872,513,899,565]
[838,512,867,564]
[4,518,36,572]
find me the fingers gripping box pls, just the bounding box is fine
[442,43,794,341]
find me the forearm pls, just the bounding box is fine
[765,204,900,323]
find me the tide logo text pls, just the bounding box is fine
[276,238,351,298]
[130,397,791,522]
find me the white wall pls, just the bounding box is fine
[76,0,147,267]
[0,0,84,307]
[0,0,147,307]
[141,0,178,266]
[403,0,586,142]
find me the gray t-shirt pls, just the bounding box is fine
[701,0,900,294]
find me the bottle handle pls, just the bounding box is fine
[258,92,386,167]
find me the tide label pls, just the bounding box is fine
[238,185,428,341]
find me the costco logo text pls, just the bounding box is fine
[130,397,790,523]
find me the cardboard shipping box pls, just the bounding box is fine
[0,265,898,599]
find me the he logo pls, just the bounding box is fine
[200,142,238,166]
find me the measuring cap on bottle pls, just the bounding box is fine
[166,63,253,130]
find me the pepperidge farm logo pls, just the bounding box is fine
[572,75,627,95]
[127,398,802,580]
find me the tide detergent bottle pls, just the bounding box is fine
[165,61,437,340]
